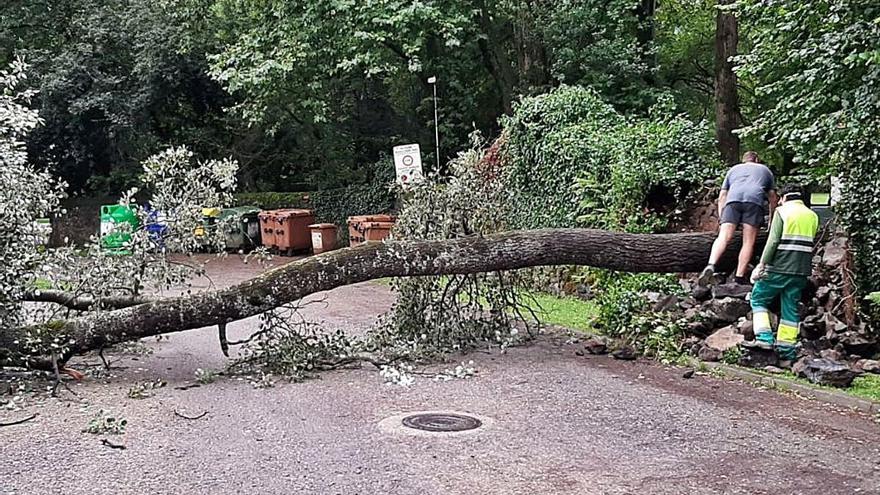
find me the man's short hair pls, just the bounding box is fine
[780,184,806,202]
[743,151,759,163]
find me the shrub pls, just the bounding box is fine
[591,272,682,336]
[501,86,720,233]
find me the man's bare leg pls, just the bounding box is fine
[699,223,737,285]
[709,223,737,266]
[737,224,759,278]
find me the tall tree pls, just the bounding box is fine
[714,0,741,164]
[655,0,716,119]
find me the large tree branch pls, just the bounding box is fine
[1,228,759,367]
[22,290,155,311]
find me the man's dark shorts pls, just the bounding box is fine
[720,201,765,227]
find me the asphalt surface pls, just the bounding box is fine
[2,256,879,495]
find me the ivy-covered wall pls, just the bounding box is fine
[839,161,880,297]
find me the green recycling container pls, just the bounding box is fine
[220,206,262,250]
[100,204,139,253]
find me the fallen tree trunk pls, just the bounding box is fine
[0,228,761,366]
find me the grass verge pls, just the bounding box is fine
[723,364,880,404]
[849,374,880,402]
[522,292,598,332]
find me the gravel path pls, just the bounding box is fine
[2,256,879,494]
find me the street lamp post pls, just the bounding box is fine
[428,76,440,171]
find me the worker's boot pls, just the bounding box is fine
[774,342,797,362]
[743,331,775,350]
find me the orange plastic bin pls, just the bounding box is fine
[362,221,395,243]
[308,223,338,254]
[274,209,315,254]
[347,214,395,247]
[258,211,277,248]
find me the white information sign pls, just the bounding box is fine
[393,144,424,186]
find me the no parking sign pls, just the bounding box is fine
[393,144,424,186]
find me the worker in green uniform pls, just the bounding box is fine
[747,184,819,361]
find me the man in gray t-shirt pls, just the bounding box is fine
[699,151,778,286]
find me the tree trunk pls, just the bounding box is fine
[636,0,657,85]
[714,0,740,165]
[0,228,760,367]
[476,0,518,114]
[514,0,551,92]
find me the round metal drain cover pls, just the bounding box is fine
[401,413,482,432]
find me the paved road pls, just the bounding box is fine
[2,256,879,494]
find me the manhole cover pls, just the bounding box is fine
[401,413,482,432]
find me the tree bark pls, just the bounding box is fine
[714,0,741,165]
[1,228,760,366]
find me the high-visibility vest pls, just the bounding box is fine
[766,200,819,276]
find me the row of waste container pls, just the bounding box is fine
[100,204,395,255]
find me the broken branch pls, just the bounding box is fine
[23,290,154,311]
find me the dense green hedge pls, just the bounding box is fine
[309,185,396,231]
[500,86,720,233]
[233,192,311,210]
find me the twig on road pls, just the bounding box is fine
[101,438,126,450]
[174,410,208,420]
[0,413,37,427]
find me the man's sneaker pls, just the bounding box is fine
[697,265,715,287]
[743,331,775,350]
[733,276,751,286]
[775,342,797,361]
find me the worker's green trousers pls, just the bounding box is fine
[750,272,808,344]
